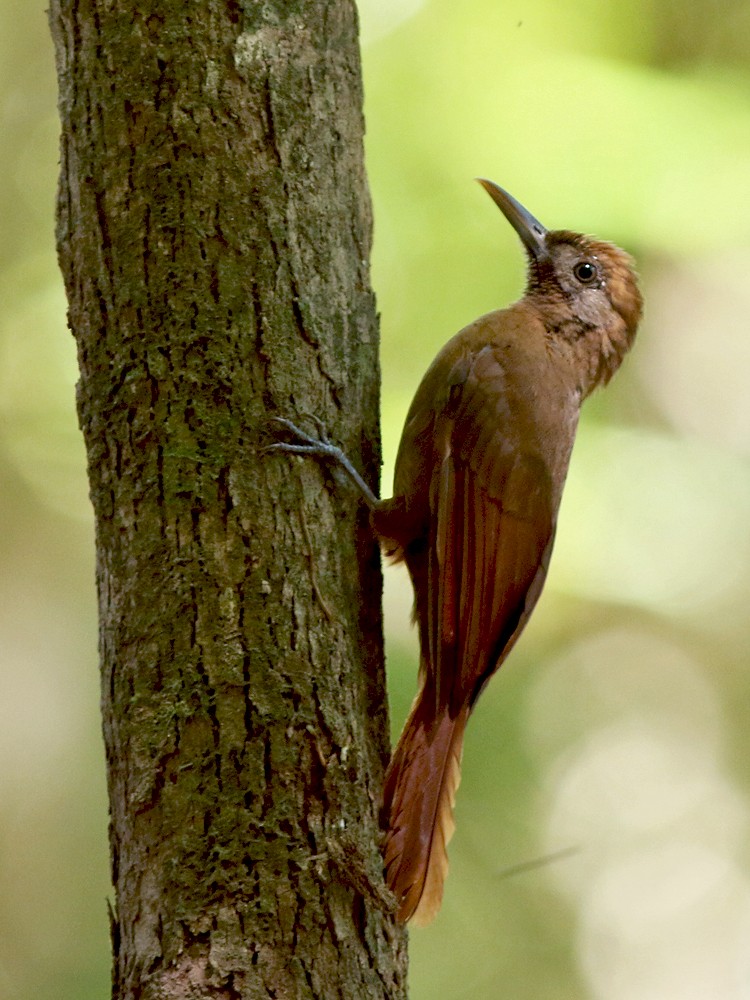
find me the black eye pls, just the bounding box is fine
[574,261,597,284]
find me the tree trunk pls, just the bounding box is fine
[49,1,408,996]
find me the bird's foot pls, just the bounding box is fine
[267,415,378,509]
[267,415,337,458]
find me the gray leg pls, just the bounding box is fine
[267,417,379,510]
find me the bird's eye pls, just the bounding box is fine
[574,261,597,284]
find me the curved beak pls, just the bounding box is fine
[476,179,548,261]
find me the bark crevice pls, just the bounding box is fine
[49,0,408,996]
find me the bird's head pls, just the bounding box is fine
[477,178,643,393]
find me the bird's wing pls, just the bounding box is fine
[414,342,557,711]
[383,340,560,923]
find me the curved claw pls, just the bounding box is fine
[297,411,331,443]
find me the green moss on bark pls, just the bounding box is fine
[50,1,408,996]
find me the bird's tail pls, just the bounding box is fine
[382,685,468,925]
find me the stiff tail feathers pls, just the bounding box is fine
[382,691,468,925]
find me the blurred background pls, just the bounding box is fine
[2,0,749,997]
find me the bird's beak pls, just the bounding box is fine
[476,179,549,261]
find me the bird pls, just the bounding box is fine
[269,179,642,926]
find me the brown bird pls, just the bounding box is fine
[271,179,642,926]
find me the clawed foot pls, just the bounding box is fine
[267,415,338,459]
[267,415,378,509]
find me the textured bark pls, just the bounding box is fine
[49,1,408,997]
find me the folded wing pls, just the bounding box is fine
[382,341,558,922]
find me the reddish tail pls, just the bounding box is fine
[382,686,468,925]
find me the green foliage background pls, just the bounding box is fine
[2,1,749,997]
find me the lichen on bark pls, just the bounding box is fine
[49,1,408,996]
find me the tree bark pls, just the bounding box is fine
[49,1,408,997]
